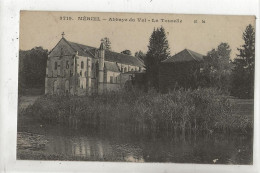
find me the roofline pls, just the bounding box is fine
[105,50,145,67]
[50,37,145,66]
[48,38,64,55]
[186,49,199,62]
[62,38,78,53]
[105,60,144,68]
[70,41,96,58]
[162,48,205,63]
[162,49,185,63]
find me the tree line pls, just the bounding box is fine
[144,24,255,99]
[19,47,48,95]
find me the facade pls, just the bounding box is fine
[159,49,205,92]
[45,35,145,95]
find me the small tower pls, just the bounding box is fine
[98,42,105,94]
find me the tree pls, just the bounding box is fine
[201,43,232,92]
[135,50,146,61]
[101,37,112,50]
[19,47,48,95]
[231,24,255,98]
[121,49,132,55]
[146,27,170,90]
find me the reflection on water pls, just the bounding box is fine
[18,124,253,164]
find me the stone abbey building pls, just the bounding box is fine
[45,34,145,95]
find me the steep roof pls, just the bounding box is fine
[104,61,120,72]
[163,49,204,63]
[50,38,144,67]
[65,39,95,57]
[104,51,144,67]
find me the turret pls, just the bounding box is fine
[98,42,105,94]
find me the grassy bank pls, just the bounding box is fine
[19,88,253,134]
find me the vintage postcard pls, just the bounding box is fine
[17,11,255,164]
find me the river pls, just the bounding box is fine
[17,121,253,164]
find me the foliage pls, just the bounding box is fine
[200,43,232,93]
[231,24,255,98]
[101,37,112,50]
[121,49,132,55]
[159,61,203,92]
[19,47,48,95]
[146,27,170,90]
[21,88,251,134]
[135,50,146,61]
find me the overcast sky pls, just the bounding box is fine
[20,11,255,59]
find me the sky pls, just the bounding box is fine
[20,11,255,59]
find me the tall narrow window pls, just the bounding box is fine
[110,76,113,83]
[66,61,69,69]
[81,61,84,69]
[54,62,58,70]
[124,67,127,73]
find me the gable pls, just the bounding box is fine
[49,38,145,67]
[163,49,204,63]
[49,38,76,57]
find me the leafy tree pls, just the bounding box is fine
[201,43,232,92]
[135,50,146,61]
[121,49,132,55]
[19,47,48,95]
[231,24,255,98]
[101,37,112,50]
[146,27,170,90]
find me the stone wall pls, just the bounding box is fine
[45,55,96,95]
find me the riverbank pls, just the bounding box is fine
[18,88,253,134]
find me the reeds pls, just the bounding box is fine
[20,88,252,134]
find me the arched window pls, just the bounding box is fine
[54,62,58,70]
[124,67,127,72]
[81,61,84,69]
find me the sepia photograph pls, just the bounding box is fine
[17,11,255,164]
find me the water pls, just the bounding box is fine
[18,123,253,164]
